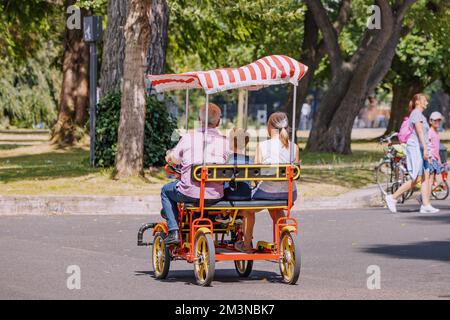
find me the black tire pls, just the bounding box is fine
[234,260,253,278]
[152,232,170,279]
[279,231,301,285]
[193,232,215,286]
[376,161,392,196]
[390,182,405,203]
[432,180,449,200]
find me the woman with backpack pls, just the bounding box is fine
[385,93,440,214]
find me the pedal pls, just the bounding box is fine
[256,241,275,251]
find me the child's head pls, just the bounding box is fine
[229,128,250,153]
[267,112,290,148]
[429,111,444,129]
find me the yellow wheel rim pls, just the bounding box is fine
[280,234,295,280]
[153,236,165,275]
[195,236,209,282]
[236,260,245,272]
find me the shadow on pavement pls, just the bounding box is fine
[361,240,450,262]
[134,269,281,285]
[405,213,450,225]
[396,207,419,213]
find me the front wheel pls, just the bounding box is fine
[152,232,170,279]
[376,161,393,196]
[432,180,449,200]
[193,232,215,286]
[279,231,301,285]
[234,260,253,277]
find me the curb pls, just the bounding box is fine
[0,195,161,216]
[0,185,384,216]
[295,184,384,211]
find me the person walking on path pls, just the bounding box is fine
[385,93,439,214]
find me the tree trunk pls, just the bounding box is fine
[284,1,351,128]
[115,0,151,177]
[385,82,424,134]
[100,0,128,97]
[146,0,169,75]
[51,0,91,146]
[284,9,322,124]
[305,0,416,154]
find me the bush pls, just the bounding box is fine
[95,91,177,168]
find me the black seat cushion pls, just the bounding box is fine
[184,200,288,208]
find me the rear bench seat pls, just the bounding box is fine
[184,200,288,209]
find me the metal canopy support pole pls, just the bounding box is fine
[185,89,189,132]
[203,94,209,165]
[290,84,298,164]
[244,90,249,130]
[89,42,97,167]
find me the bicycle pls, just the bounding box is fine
[375,132,413,203]
[431,163,449,200]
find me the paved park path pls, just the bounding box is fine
[1,202,449,299]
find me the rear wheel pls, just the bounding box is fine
[432,180,449,200]
[234,260,253,277]
[193,232,215,286]
[152,232,170,279]
[279,231,301,285]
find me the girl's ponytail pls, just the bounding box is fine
[279,127,289,149]
[268,112,290,149]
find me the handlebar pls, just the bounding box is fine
[379,132,398,144]
[164,164,181,175]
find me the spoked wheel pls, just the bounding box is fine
[376,161,393,196]
[390,182,405,203]
[234,260,253,277]
[432,180,449,200]
[152,232,170,279]
[391,180,413,204]
[193,232,215,286]
[279,231,301,285]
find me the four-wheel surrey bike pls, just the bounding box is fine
[137,55,308,286]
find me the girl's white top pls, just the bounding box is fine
[258,138,295,193]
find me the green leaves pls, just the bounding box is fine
[95,91,177,167]
[167,0,305,72]
[0,0,62,64]
[0,43,60,129]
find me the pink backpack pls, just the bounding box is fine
[398,116,413,143]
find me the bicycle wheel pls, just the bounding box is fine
[279,231,301,285]
[402,173,414,200]
[432,180,449,200]
[376,161,393,195]
[193,232,215,286]
[390,182,405,203]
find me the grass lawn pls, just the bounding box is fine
[0,141,168,196]
[0,130,383,198]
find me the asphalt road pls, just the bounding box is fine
[1,202,450,300]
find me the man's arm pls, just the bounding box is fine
[166,136,185,165]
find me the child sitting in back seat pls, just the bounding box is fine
[215,128,253,225]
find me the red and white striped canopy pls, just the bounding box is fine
[147,55,308,94]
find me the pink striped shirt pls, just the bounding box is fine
[428,128,441,161]
[170,129,230,199]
